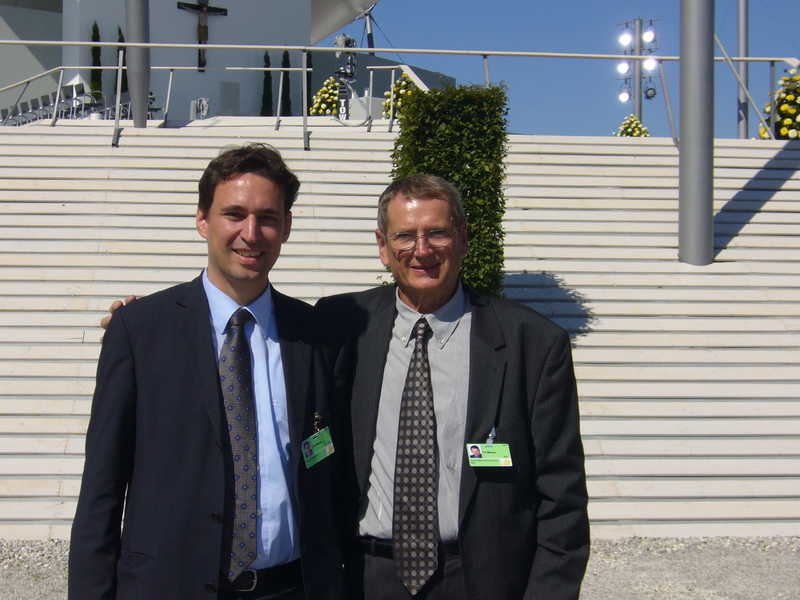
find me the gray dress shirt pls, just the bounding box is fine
[358,283,471,542]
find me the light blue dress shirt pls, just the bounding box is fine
[203,271,300,568]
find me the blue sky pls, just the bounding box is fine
[317,0,800,139]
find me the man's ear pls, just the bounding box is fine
[196,207,208,239]
[376,229,390,267]
[282,211,292,243]
[458,220,469,257]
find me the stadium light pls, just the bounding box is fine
[642,22,657,44]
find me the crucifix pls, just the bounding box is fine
[177,0,227,71]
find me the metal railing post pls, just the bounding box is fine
[388,68,396,133]
[112,49,125,147]
[483,55,490,87]
[163,68,174,125]
[367,69,374,132]
[8,81,31,125]
[769,61,776,135]
[49,70,64,127]
[737,0,749,138]
[302,51,309,151]
[274,69,284,131]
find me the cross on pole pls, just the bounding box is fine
[177,0,227,71]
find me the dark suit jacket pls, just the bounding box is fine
[69,276,349,600]
[317,283,589,600]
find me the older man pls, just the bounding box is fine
[71,144,348,600]
[317,174,589,600]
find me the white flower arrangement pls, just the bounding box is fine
[310,77,340,116]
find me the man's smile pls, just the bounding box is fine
[234,249,264,258]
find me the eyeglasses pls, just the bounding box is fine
[384,228,460,252]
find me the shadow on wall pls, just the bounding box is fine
[503,271,596,344]
[714,139,800,257]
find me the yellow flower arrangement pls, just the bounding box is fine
[382,72,416,119]
[760,69,800,139]
[614,114,650,137]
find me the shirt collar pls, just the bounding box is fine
[394,281,470,350]
[202,269,274,335]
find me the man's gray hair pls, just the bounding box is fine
[377,174,466,233]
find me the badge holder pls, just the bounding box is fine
[302,412,335,468]
[466,426,513,467]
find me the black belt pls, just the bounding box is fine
[218,559,303,594]
[356,537,460,560]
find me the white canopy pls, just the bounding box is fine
[311,0,381,45]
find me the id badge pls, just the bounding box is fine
[302,426,335,468]
[466,443,513,467]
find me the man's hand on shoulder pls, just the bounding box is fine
[100,295,137,340]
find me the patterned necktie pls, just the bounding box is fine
[393,317,438,596]
[219,308,259,581]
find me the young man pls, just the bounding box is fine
[70,144,348,600]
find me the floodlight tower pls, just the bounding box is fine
[617,18,659,121]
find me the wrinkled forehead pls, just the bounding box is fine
[386,194,459,226]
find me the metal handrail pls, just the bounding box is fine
[715,35,775,140]
[2,37,798,65]
[2,37,797,146]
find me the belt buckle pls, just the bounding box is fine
[240,569,258,592]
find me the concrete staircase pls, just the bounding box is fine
[0,118,797,539]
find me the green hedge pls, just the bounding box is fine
[391,84,508,297]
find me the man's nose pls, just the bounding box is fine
[240,215,261,242]
[412,234,435,255]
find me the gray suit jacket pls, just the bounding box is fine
[317,283,589,600]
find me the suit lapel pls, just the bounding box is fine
[458,292,507,526]
[352,287,396,494]
[180,276,224,438]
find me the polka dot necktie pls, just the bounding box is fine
[393,317,438,596]
[219,308,259,581]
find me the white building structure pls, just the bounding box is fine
[1,0,384,121]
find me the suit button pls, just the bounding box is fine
[205,583,217,593]
[215,441,223,453]
[211,513,223,523]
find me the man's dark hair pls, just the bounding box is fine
[377,173,466,234]
[198,143,300,214]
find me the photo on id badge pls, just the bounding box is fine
[302,427,335,468]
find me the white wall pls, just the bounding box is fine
[62,0,311,121]
[0,5,61,113]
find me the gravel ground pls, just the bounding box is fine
[581,537,800,600]
[0,537,797,599]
